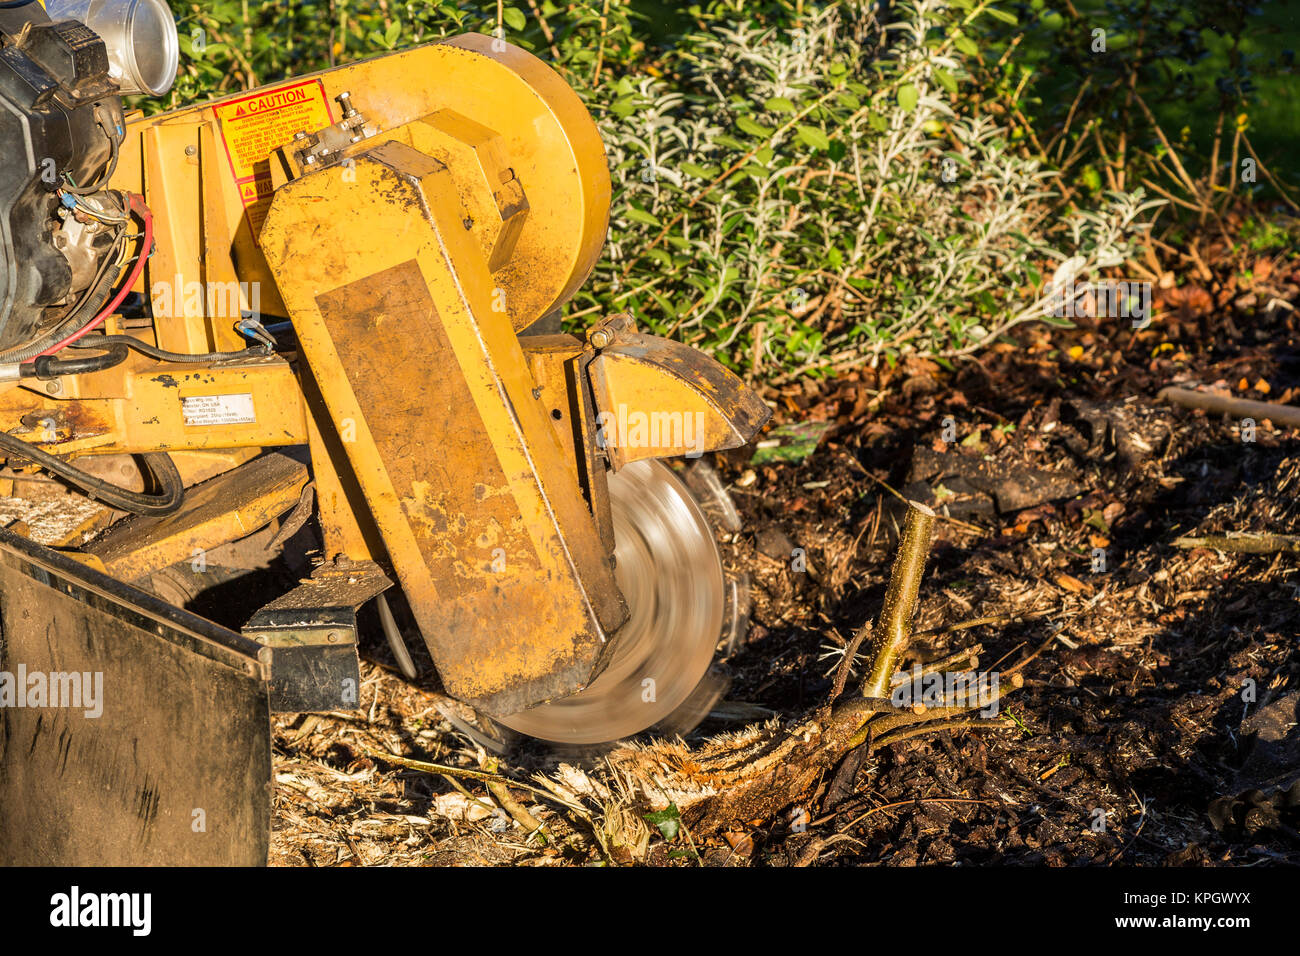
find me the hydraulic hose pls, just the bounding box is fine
[22,343,129,380]
[0,430,183,516]
[69,334,262,364]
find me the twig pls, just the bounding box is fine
[895,643,983,680]
[850,460,985,535]
[1240,130,1300,212]
[830,621,872,702]
[591,0,611,86]
[872,717,1015,749]
[364,748,587,815]
[1172,533,1300,554]
[838,797,999,832]
[1158,386,1300,429]
[485,773,551,845]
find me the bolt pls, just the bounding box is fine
[185,145,197,156]
[326,631,342,644]
[589,329,612,349]
[45,380,61,395]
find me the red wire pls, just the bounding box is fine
[38,193,153,357]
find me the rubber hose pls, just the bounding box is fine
[22,343,128,380]
[0,430,184,516]
[69,334,262,364]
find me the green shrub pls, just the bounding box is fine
[164,1,1160,379]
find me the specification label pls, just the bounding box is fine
[182,394,257,427]
[213,78,333,241]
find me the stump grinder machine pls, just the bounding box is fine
[0,0,769,863]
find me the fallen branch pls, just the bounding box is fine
[363,748,587,816]
[1173,533,1300,554]
[484,757,551,845]
[1158,386,1300,429]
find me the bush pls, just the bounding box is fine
[165,0,1160,380]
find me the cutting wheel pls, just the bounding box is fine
[497,459,725,744]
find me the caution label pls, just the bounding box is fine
[182,394,257,427]
[213,78,333,242]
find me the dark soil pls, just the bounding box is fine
[260,245,1300,867]
[704,256,1300,866]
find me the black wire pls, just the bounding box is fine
[63,116,121,197]
[0,223,128,363]
[21,343,128,379]
[69,334,265,364]
[0,431,183,516]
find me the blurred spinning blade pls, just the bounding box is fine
[497,459,724,744]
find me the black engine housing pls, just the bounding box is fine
[0,4,121,353]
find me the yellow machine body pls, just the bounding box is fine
[0,35,768,715]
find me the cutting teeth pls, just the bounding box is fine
[496,459,725,745]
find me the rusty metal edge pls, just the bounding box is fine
[0,527,269,680]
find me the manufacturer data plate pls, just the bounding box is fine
[182,393,257,426]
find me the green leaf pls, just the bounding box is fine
[764,96,796,112]
[934,68,958,94]
[954,35,979,57]
[644,804,681,841]
[897,84,919,113]
[502,7,527,32]
[796,125,830,150]
[736,115,772,138]
[624,207,661,227]
[985,6,1019,25]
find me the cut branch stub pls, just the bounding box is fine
[861,499,935,699]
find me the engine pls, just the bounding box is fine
[0,0,176,355]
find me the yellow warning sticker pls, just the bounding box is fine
[213,78,333,242]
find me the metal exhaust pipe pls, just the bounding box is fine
[44,0,179,96]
